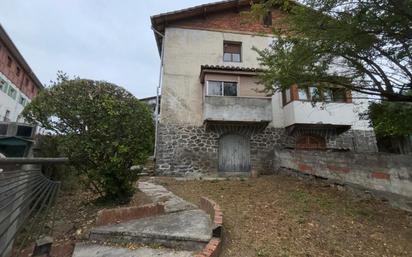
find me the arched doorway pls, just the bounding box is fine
[296,134,326,150]
[218,133,250,172]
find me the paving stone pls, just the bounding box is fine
[138,181,196,213]
[72,243,194,257]
[89,209,212,251]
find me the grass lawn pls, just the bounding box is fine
[158,174,412,257]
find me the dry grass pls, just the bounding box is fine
[158,174,412,257]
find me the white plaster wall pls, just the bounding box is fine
[161,27,272,126]
[160,27,372,131]
[0,72,29,122]
[272,91,372,130]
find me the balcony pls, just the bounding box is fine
[283,101,355,129]
[203,96,272,124]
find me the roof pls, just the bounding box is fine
[151,0,254,54]
[200,64,263,82]
[0,23,43,89]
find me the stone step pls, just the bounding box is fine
[72,243,194,257]
[89,209,212,252]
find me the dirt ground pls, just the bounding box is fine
[158,174,412,257]
[14,188,152,257]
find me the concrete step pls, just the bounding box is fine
[72,243,194,257]
[89,209,212,252]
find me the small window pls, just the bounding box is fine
[16,67,21,77]
[7,86,17,99]
[323,88,333,102]
[298,87,309,100]
[223,42,241,62]
[332,88,347,102]
[3,110,10,122]
[309,86,322,101]
[207,81,238,96]
[282,87,292,105]
[207,81,222,96]
[25,78,29,86]
[7,56,12,67]
[18,95,26,106]
[296,134,326,150]
[263,10,272,26]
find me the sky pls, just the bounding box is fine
[0,0,211,99]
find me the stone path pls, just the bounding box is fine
[72,180,212,257]
[73,243,193,257]
[138,181,197,213]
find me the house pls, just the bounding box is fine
[0,23,43,122]
[0,23,43,157]
[151,0,377,176]
[140,95,160,122]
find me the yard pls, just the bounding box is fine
[158,174,412,257]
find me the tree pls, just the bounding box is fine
[22,74,154,201]
[251,0,412,102]
[368,101,412,137]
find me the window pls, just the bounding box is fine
[223,42,241,62]
[16,67,21,77]
[323,88,333,102]
[282,87,292,105]
[298,87,309,100]
[207,81,238,96]
[3,110,10,122]
[296,134,326,150]
[309,86,321,101]
[332,88,346,102]
[0,78,6,92]
[7,86,17,99]
[7,56,12,67]
[263,10,272,26]
[18,95,26,106]
[25,78,29,86]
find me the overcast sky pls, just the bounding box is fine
[0,0,211,98]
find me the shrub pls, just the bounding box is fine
[23,75,154,202]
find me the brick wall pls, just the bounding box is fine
[274,149,412,211]
[0,38,39,99]
[171,8,287,35]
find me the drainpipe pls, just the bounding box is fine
[151,27,165,159]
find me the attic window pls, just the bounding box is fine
[263,10,272,26]
[223,41,241,62]
[7,56,12,67]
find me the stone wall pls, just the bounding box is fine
[156,124,379,176]
[273,149,412,211]
[155,124,285,176]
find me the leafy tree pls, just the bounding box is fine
[368,99,412,137]
[22,73,154,201]
[251,0,412,102]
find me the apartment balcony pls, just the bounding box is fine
[283,101,354,135]
[203,96,272,124]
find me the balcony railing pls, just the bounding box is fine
[203,96,272,123]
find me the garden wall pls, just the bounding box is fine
[273,149,412,211]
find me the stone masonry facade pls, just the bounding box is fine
[155,124,378,175]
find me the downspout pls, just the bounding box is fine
[151,27,165,159]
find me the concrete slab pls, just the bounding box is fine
[72,243,194,257]
[90,209,212,251]
[138,181,196,213]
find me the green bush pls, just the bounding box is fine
[23,75,154,202]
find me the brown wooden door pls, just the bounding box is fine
[218,134,250,172]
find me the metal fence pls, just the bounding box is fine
[0,158,68,257]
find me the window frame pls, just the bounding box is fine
[223,41,242,63]
[7,56,12,67]
[206,80,239,97]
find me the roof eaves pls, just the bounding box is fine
[0,23,44,89]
